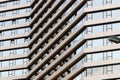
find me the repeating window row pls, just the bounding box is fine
[74,64,120,80]
[0,0,32,8]
[73,50,120,80]
[0,8,31,18]
[87,22,120,34]
[0,27,30,37]
[0,38,29,47]
[86,50,120,62]
[0,48,29,57]
[87,0,120,7]
[0,58,28,67]
[0,69,28,77]
[86,9,120,21]
[0,18,31,28]
[86,64,120,76]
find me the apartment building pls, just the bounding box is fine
[0,0,120,80]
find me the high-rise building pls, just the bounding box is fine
[0,0,120,80]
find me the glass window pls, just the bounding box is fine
[92,67,103,75]
[86,68,92,76]
[1,72,8,77]
[92,53,103,61]
[2,61,9,67]
[15,70,22,76]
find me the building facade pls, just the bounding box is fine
[0,0,120,80]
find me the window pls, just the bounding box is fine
[86,27,93,34]
[23,59,28,64]
[8,71,14,77]
[0,42,3,47]
[12,19,18,25]
[11,30,18,35]
[25,17,31,23]
[24,38,29,43]
[86,68,92,76]
[26,8,31,13]
[9,60,15,66]
[26,0,31,3]
[25,28,30,33]
[12,10,19,15]
[106,0,112,5]
[10,39,17,45]
[13,1,20,5]
[86,54,92,62]
[87,1,93,7]
[0,12,6,17]
[0,3,7,8]
[22,69,28,75]
[0,22,5,27]
[106,24,112,31]
[86,14,93,21]
[86,40,93,48]
[0,51,3,57]
[10,50,16,56]
[106,66,113,74]
[106,11,112,18]
[1,72,8,77]
[23,48,29,54]
[104,52,113,60]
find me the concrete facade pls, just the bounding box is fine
[0,0,120,80]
